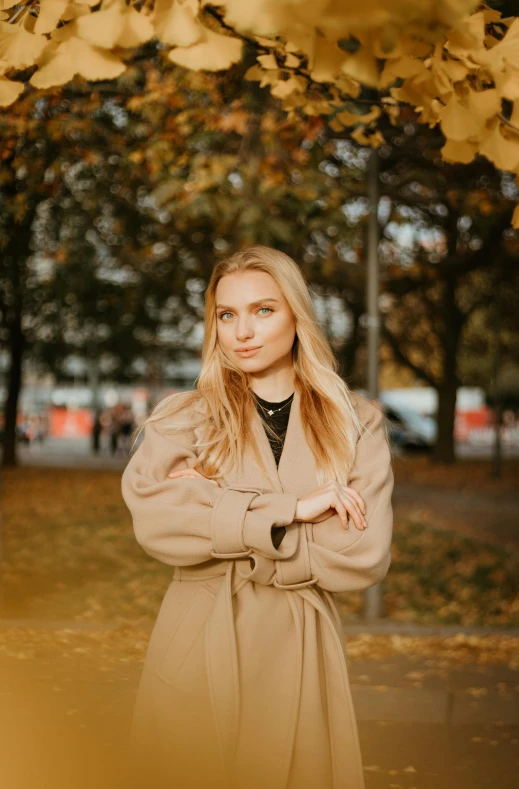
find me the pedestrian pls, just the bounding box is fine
[109,406,120,456]
[118,404,134,455]
[121,244,394,789]
[92,409,102,455]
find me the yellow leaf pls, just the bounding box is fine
[335,109,363,127]
[222,0,282,37]
[441,138,478,164]
[0,21,47,69]
[310,36,346,84]
[61,2,92,22]
[379,55,425,90]
[434,57,469,84]
[271,75,306,98]
[341,104,381,126]
[384,102,401,124]
[512,203,519,230]
[351,125,372,145]
[168,27,242,71]
[259,69,281,88]
[153,0,201,47]
[496,70,519,101]
[257,53,277,70]
[30,36,125,89]
[447,11,486,50]
[335,75,361,99]
[283,92,307,110]
[75,4,154,49]
[391,81,428,109]
[34,0,68,36]
[0,75,23,107]
[483,7,503,24]
[366,129,384,147]
[328,117,344,133]
[491,17,519,70]
[284,52,300,68]
[244,64,263,81]
[306,98,332,114]
[439,96,481,141]
[254,36,274,47]
[479,121,519,172]
[466,88,502,125]
[341,48,380,88]
[285,30,314,60]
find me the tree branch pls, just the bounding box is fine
[381,322,438,387]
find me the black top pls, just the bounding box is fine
[253,391,294,549]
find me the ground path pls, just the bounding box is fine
[1,623,517,789]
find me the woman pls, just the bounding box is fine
[121,245,394,789]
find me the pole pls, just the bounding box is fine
[491,305,502,479]
[362,146,385,620]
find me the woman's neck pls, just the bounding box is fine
[250,373,295,403]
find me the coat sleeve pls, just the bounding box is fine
[121,415,299,568]
[272,396,394,593]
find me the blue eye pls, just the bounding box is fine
[217,307,272,320]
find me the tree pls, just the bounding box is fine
[372,121,518,461]
[0,68,216,465]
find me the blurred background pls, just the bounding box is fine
[1,4,519,788]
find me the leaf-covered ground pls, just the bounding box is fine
[1,460,517,789]
[1,460,518,628]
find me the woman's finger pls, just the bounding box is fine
[339,485,366,516]
[330,494,349,530]
[337,490,367,531]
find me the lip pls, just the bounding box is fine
[235,346,262,357]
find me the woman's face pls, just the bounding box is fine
[215,269,296,375]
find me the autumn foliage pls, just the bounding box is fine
[1,2,518,226]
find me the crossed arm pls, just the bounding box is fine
[121,401,394,593]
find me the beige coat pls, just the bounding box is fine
[121,387,394,789]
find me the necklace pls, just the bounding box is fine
[254,393,294,417]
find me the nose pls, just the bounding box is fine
[235,314,254,342]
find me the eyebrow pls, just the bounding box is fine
[215,298,280,310]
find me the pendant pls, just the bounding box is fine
[268,409,274,415]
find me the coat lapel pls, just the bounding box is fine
[223,386,319,498]
[277,387,320,497]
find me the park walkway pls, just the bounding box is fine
[0,619,517,789]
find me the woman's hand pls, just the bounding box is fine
[167,468,219,486]
[294,481,367,531]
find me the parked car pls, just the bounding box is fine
[382,403,436,451]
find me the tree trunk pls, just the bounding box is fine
[433,379,458,463]
[2,296,24,468]
[432,270,462,463]
[337,303,363,387]
[0,189,40,468]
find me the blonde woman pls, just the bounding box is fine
[121,245,394,789]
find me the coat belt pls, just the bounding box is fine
[175,561,365,789]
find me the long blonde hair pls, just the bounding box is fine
[132,245,371,487]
